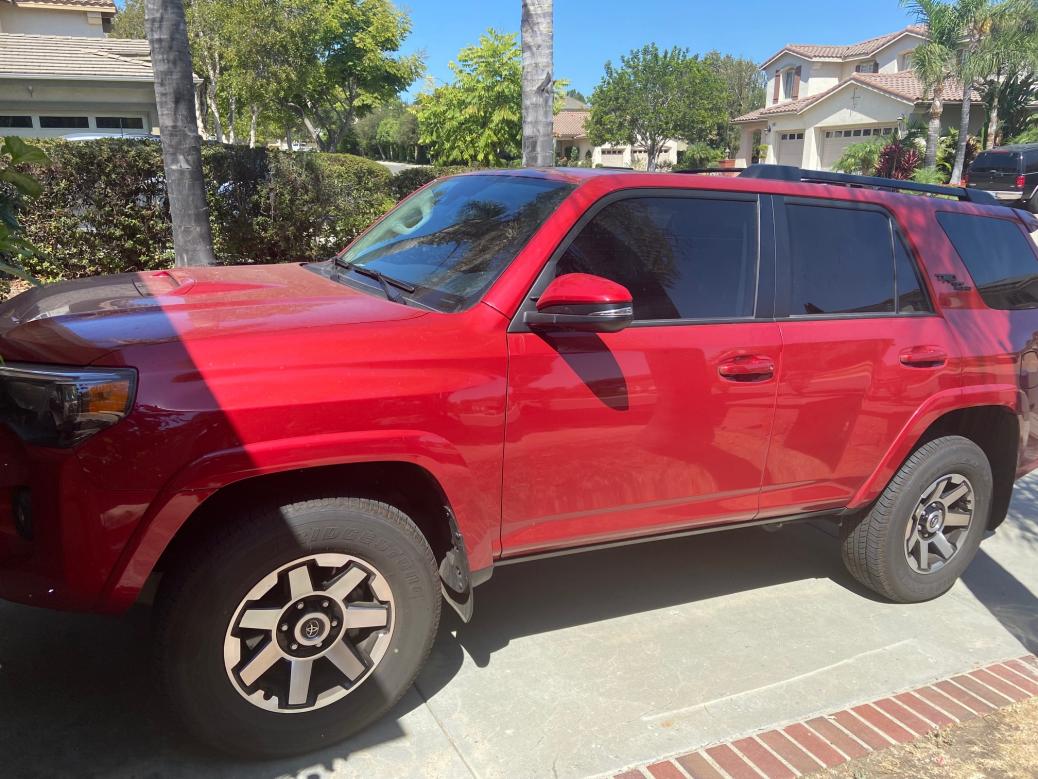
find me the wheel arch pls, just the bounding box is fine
[850,399,1020,531]
[100,454,491,616]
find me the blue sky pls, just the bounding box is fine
[400,1,918,98]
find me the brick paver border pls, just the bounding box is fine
[612,654,1038,778]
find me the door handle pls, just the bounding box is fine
[900,346,948,368]
[718,355,775,382]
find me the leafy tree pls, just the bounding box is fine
[146,0,217,266]
[586,44,726,171]
[704,51,765,156]
[975,0,1038,147]
[289,0,423,151]
[832,138,885,175]
[110,0,146,38]
[521,0,554,166]
[415,30,523,165]
[354,99,419,160]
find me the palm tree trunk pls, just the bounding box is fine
[951,81,972,183]
[925,97,942,169]
[145,0,216,267]
[521,0,554,167]
[986,99,1000,149]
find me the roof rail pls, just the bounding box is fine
[737,163,1000,206]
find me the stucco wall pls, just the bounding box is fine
[0,79,158,137]
[0,6,102,36]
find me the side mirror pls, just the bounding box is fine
[524,273,634,333]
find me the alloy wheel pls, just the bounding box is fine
[223,553,395,713]
[904,473,974,575]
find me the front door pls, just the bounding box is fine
[501,191,782,556]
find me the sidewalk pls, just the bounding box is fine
[611,655,1038,778]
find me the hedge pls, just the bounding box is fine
[11,140,460,283]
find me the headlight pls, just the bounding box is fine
[0,363,137,448]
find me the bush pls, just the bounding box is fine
[19,139,396,281]
[875,139,921,180]
[911,166,946,185]
[678,143,725,170]
[388,165,470,200]
[832,139,884,176]
[936,129,978,180]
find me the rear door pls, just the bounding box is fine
[501,190,781,555]
[760,197,961,516]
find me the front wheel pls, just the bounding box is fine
[154,497,440,757]
[841,436,992,603]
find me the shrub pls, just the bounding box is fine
[678,142,725,170]
[936,129,978,180]
[911,166,947,185]
[388,165,470,200]
[875,139,921,180]
[18,140,396,281]
[832,139,884,175]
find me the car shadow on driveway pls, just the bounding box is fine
[0,521,860,778]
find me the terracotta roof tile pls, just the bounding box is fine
[733,70,979,123]
[553,109,589,138]
[763,25,927,67]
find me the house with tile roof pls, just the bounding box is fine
[0,0,161,137]
[552,95,686,169]
[733,25,984,171]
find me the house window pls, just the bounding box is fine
[862,129,872,136]
[39,116,89,129]
[96,117,145,130]
[783,69,795,99]
[882,127,893,135]
[0,116,32,128]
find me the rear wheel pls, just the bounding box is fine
[841,436,991,603]
[154,497,440,757]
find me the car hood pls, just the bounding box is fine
[0,263,427,364]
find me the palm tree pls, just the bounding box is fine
[521,0,554,167]
[903,0,961,169]
[950,0,990,182]
[145,0,216,266]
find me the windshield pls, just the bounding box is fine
[333,174,574,311]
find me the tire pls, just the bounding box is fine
[153,497,440,757]
[841,436,992,603]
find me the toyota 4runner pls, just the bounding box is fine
[2,164,1038,756]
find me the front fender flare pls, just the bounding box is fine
[97,429,497,612]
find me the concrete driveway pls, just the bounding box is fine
[1,477,1036,779]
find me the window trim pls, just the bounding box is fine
[507,188,775,333]
[773,196,936,320]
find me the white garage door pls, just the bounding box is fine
[778,131,804,166]
[820,126,896,170]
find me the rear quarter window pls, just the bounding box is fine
[937,211,1038,309]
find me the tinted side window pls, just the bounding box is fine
[937,212,1038,309]
[787,204,896,315]
[895,236,932,313]
[1026,151,1038,174]
[555,196,758,321]
[972,151,1022,173]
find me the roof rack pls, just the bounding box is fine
[675,164,1000,205]
[734,164,1000,206]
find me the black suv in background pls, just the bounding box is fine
[966,143,1038,212]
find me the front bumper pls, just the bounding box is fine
[0,428,151,612]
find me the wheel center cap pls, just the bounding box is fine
[294,612,331,647]
[923,504,945,533]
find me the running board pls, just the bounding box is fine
[494,508,842,568]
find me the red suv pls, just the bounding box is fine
[3,165,1038,756]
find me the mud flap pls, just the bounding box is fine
[439,511,474,623]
